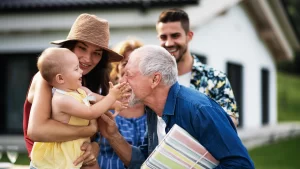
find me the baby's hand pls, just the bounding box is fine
[118,83,131,102]
[114,101,129,115]
[108,82,130,100]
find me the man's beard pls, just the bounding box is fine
[128,91,142,107]
[166,45,187,63]
[176,53,184,63]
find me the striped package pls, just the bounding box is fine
[141,124,219,169]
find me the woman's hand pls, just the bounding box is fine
[73,141,99,166]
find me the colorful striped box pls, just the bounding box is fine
[141,124,219,169]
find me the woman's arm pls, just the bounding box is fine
[27,72,97,142]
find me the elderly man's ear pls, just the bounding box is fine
[151,73,161,88]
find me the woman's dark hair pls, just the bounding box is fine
[60,40,111,95]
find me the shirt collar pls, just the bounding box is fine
[162,82,180,116]
[192,54,203,67]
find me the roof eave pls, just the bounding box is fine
[244,0,294,61]
[0,0,199,13]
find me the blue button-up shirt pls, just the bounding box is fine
[129,82,254,169]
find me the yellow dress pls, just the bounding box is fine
[31,88,91,169]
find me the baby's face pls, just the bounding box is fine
[61,53,83,90]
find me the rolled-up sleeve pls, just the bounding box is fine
[128,131,149,169]
[127,146,146,169]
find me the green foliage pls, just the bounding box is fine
[277,52,300,75]
[277,72,300,121]
[276,60,294,73]
[249,136,300,169]
[284,0,300,36]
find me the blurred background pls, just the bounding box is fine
[0,0,299,168]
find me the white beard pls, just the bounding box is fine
[128,91,142,107]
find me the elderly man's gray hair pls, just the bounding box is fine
[134,45,178,86]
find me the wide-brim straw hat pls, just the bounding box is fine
[51,13,123,62]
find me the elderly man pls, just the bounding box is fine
[98,45,254,169]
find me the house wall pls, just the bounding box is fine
[0,3,276,131]
[189,4,277,128]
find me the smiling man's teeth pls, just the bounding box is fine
[167,48,177,53]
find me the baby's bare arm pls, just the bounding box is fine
[80,83,130,111]
[57,90,117,120]
[81,86,104,103]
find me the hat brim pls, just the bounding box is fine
[51,39,123,62]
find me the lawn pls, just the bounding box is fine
[249,136,300,169]
[249,71,300,169]
[277,72,300,121]
[4,136,300,168]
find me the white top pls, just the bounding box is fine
[157,116,167,143]
[178,72,192,87]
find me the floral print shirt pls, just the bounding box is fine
[189,55,239,119]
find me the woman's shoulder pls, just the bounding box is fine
[27,72,41,103]
[27,72,52,103]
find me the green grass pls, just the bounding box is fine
[249,72,300,169]
[277,72,300,121]
[0,153,30,165]
[249,136,300,169]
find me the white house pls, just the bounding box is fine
[0,0,298,151]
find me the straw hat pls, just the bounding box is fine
[51,13,123,62]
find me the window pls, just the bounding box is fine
[261,68,270,125]
[227,62,243,127]
[0,53,38,134]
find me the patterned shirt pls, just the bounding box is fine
[190,55,239,119]
[97,114,147,169]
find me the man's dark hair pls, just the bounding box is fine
[157,8,190,33]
